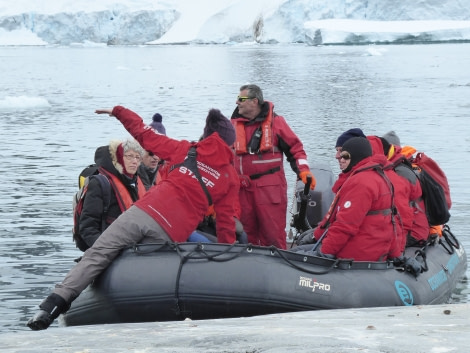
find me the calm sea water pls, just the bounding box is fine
[0,43,469,333]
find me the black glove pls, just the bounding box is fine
[27,293,69,331]
[392,256,406,267]
[296,228,316,246]
[27,309,55,331]
[404,257,423,277]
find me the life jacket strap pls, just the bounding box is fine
[249,166,281,180]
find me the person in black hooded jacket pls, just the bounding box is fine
[78,139,147,250]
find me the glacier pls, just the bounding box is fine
[0,0,470,46]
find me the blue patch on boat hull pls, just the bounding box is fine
[395,280,413,305]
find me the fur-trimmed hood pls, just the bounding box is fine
[94,139,144,177]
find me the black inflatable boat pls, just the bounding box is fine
[62,230,467,327]
[62,163,467,327]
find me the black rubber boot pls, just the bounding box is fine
[27,293,69,331]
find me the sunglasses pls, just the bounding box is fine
[237,96,253,102]
[340,152,351,160]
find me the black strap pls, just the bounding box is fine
[373,166,401,239]
[170,146,213,206]
[367,208,393,216]
[250,166,281,180]
[90,174,111,231]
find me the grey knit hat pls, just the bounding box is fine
[382,131,401,146]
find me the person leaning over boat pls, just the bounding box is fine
[298,137,401,261]
[27,107,239,331]
[78,139,147,250]
[231,84,316,249]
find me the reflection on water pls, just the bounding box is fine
[0,43,469,332]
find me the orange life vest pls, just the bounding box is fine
[101,170,146,212]
[233,111,273,155]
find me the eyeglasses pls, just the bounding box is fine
[124,154,142,162]
[340,152,351,160]
[237,96,253,102]
[148,152,159,159]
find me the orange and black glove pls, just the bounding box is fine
[299,170,316,190]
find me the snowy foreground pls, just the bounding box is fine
[3,304,470,353]
[1,0,470,46]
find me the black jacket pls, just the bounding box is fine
[79,145,141,249]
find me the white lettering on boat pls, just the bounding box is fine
[298,276,331,292]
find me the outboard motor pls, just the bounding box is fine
[294,163,335,228]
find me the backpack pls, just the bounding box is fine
[72,164,112,251]
[409,152,451,226]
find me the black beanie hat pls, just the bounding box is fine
[336,128,366,147]
[341,137,372,173]
[203,109,236,146]
[379,137,391,156]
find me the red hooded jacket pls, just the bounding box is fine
[368,136,428,249]
[112,106,239,243]
[314,157,400,261]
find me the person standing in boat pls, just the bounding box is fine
[302,137,401,261]
[27,106,239,331]
[77,139,147,250]
[231,84,316,249]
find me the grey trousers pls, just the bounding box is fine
[54,206,171,303]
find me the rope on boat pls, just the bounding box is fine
[398,224,460,277]
[171,242,242,319]
[270,245,340,275]
[440,224,460,252]
[131,224,462,316]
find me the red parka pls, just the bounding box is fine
[314,157,400,261]
[368,136,428,250]
[112,106,239,243]
[231,101,310,249]
[388,146,429,245]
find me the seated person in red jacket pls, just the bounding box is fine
[27,107,239,331]
[381,131,430,247]
[299,137,401,262]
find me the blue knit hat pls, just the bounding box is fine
[336,128,366,147]
[150,113,166,135]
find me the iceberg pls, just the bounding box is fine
[0,0,469,46]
